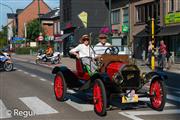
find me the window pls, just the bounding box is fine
[178,0,180,11]
[136,2,160,23]
[111,9,120,24]
[136,6,144,23]
[123,7,129,25]
[169,0,175,12]
[54,22,57,34]
[58,22,60,33]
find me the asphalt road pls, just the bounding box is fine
[0,59,180,120]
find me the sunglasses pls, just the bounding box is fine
[83,38,89,41]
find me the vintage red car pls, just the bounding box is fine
[52,46,166,116]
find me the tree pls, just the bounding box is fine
[0,26,8,48]
[26,19,44,42]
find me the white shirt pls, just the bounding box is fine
[69,44,94,58]
[94,42,111,55]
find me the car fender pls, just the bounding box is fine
[145,71,167,83]
[52,66,82,88]
[90,72,111,88]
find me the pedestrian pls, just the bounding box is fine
[146,41,152,65]
[69,34,97,73]
[159,40,167,69]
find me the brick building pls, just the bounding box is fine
[16,0,51,37]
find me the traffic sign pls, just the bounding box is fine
[38,35,44,41]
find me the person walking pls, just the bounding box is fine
[146,41,153,65]
[159,40,167,70]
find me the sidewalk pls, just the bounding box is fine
[12,54,76,70]
[12,54,180,74]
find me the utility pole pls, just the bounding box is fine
[151,18,155,71]
[38,0,41,33]
[108,0,111,33]
[37,0,42,48]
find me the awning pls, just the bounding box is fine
[157,25,180,36]
[54,33,72,42]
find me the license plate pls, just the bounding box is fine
[122,94,138,103]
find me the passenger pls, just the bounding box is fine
[94,33,111,56]
[69,34,97,73]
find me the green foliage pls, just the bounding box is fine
[15,47,39,55]
[15,44,48,55]
[0,26,8,48]
[0,38,7,48]
[26,19,44,42]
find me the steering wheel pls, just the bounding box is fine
[104,46,119,55]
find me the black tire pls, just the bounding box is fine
[93,79,107,116]
[4,62,13,71]
[54,72,67,101]
[42,57,47,62]
[150,79,166,111]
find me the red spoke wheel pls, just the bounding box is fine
[93,79,107,116]
[54,72,67,101]
[150,79,166,111]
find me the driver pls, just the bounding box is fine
[45,44,53,57]
[69,34,97,73]
[94,33,111,56]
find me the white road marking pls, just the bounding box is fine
[18,69,22,72]
[66,95,94,112]
[167,94,180,103]
[139,97,175,107]
[24,72,29,75]
[0,100,12,119]
[19,96,58,115]
[30,61,36,64]
[67,89,76,94]
[30,74,37,78]
[119,109,180,120]
[51,82,54,86]
[166,86,180,91]
[39,78,46,81]
[175,91,180,94]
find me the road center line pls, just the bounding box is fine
[24,72,29,75]
[19,96,58,115]
[18,69,22,72]
[39,78,47,81]
[30,74,37,78]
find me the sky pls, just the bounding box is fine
[0,0,59,30]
